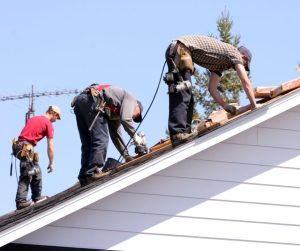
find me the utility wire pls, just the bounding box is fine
[114,60,167,166]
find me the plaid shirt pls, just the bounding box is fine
[178,35,242,76]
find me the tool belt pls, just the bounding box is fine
[169,41,195,73]
[12,138,38,162]
[71,85,105,108]
[86,85,120,119]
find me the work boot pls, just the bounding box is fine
[90,168,107,179]
[81,168,107,186]
[16,200,34,210]
[171,132,197,147]
[78,176,90,187]
[33,196,48,204]
[79,166,108,187]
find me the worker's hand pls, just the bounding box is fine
[223,104,237,115]
[133,133,143,146]
[47,163,54,173]
[253,103,263,110]
[236,104,252,115]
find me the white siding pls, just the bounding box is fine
[18,107,300,251]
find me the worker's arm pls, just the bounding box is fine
[208,72,237,114]
[235,63,257,109]
[108,120,128,156]
[208,72,227,107]
[47,137,54,173]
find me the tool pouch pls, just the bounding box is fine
[12,137,22,160]
[33,152,39,163]
[172,42,194,73]
[88,86,100,97]
[12,139,34,161]
[177,47,195,73]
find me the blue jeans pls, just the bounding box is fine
[74,93,109,177]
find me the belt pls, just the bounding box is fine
[18,140,35,147]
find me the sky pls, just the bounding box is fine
[0,0,299,215]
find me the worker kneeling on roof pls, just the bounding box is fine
[72,84,144,187]
[164,35,258,146]
[12,105,61,210]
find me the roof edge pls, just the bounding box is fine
[1,88,300,247]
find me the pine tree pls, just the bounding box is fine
[193,9,245,119]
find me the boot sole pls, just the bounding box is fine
[16,202,34,210]
[34,196,48,204]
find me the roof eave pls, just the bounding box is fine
[1,88,300,247]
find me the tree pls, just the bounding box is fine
[193,9,245,119]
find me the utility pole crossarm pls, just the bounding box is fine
[0,86,81,124]
[0,89,81,102]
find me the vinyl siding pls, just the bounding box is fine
[17,107,300,251]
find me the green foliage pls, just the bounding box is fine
[193,8,245,119]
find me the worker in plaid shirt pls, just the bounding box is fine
[164,35,257,146]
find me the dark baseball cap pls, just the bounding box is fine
[238,46,252,71]
[133,100,143,123]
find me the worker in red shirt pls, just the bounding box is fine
[13,105,61,210]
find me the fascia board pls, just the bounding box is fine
[1,89,300,247]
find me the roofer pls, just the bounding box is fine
[72,84,144,187]
[164,35,258,146]
[12,105,61,210]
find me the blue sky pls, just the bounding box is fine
[0,0,299,215]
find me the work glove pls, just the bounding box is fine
[133,133,143,146]
[223,104,237,115]
[47,163,54,173]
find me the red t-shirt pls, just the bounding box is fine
[18,116,54,146]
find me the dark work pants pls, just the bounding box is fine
[15,159,42,204]
[74,93,109,177]
[165,44,194,136]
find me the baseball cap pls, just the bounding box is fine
[49,105,61,120]
[133,100,143,123]
[238,46,252,71]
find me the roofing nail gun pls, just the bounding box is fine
[130,131,148,156]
